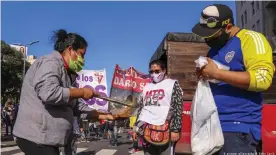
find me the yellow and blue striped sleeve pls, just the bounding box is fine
[239,30,275,92]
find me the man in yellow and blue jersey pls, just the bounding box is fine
[192,4,275,154]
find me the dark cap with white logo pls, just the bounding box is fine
[192,4,234,38]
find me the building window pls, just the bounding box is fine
[252,24,256,31]
[256,1,259,10]
[241,15,244,28]
[244,11,247,25]
[257,20,260,32]
[251,1,255,15]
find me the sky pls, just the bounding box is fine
[1,1,236,91]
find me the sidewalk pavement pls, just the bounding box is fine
[1,126,17,148]
[1,135,17,148]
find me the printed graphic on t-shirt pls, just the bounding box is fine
[144,89,165,106]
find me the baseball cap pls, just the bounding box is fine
[192,4,234,38]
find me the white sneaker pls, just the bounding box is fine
[128,148,136,154]
[132,151,143,155]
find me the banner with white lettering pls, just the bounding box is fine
[109,65,151,117]
[75,69,109,112]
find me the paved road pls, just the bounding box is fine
[1,131,187,155]
[1,134,144,155]
[1,140,143,155]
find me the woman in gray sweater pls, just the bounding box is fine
[13,29,116,155]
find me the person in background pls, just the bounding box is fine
[94,120,100,138]
[101,120,107,139]
[82,119,89,141]
[13,29,116,155]
[128,116,139,154]
[133,60,184,155]
[13,103,19,122]
[104,120,111,139]
[192,4,275,154]
[88,120,98,139]
[3,99,14,136]
[99,119,106,138]
[128,116,136,141]
[125,117,130,129]
[118,119,124,134]
[13,103,19,141]
[1,104,4,137]
[109,120,118,147]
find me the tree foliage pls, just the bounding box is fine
[1,40,30,104]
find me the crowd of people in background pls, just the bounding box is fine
[69,117,141,154]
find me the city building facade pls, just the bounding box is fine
[235,1,276,52]
[26,55,37,64]
[9,44,37,64]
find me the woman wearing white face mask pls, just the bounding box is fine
[132,60,184,155]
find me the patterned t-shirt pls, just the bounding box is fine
[135,81,184,133]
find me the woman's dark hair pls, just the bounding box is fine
[149,60,167,70]
[52,29,88,53]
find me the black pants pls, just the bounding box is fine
[5,119,13,135]
[16,137,59,155]
[143,142,176,155]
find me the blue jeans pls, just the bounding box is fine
[214,132,259,154]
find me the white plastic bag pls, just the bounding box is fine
[191,56,226,155]
[195,56,230,83]
[191,80,224,155]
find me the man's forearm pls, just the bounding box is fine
[214,69,250,90]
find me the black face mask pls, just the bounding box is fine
[205,30,230,49]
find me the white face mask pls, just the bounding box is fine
[151,72,165,83]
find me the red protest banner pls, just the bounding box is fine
[111,65,150,93]
[109,64,151,117]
